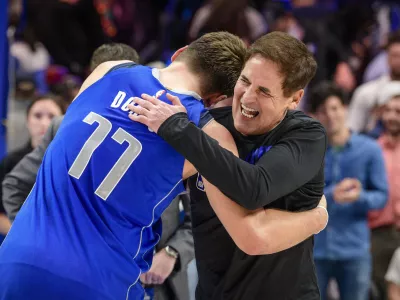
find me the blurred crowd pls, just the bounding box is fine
[3,0,400,299]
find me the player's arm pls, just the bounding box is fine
[73,60,134,100]
[160,112,326,210]
[129,94,327,210]
[191,121,328,255]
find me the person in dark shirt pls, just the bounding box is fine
[129,32,327,299]
[0,94,64,239]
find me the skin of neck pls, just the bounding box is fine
[158,62,203,97]
[328,127,351,147]
[31,137,41,149]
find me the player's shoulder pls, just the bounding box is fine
[202,119,238,155]
[74,61,137,99]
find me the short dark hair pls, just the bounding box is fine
[27,94,66,116]
[386,29,400,50]
[308,81,348,113]
[176,31,247,97]
[90,43,140,71]
[247,31,317,97]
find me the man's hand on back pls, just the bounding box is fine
[128,93,187,133]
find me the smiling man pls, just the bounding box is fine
[129,32,327,299]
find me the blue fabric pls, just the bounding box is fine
[391,5,400,31]
[0,263,120,300]
[315,256,371,300]
[364,120,384,140]
[0,0,8,159]
[314,133,388,260]
[0,65,205,300]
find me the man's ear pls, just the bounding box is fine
[288,89,304,110]
[171,46,189,62]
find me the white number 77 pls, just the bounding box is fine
[68,112,142,200]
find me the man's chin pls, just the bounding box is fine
[234,120,255,136]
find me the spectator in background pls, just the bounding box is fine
[0,95,64,240]
[188,0,267,44]
[271,0,356,92]
[10,26,51,95]
[2,42,196,300]
[364,81,400,139]
[309,82,388,300]
[386,248,400,300]
[369,85,400,300]
[349,30,400,133]
[26,0,108,76]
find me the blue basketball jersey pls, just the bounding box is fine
[0,65,205,300]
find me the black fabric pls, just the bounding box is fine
[105,62,137,75]
[158,109,326,210]
[184,108,325,299]
[0,143,33,213]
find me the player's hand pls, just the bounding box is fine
[333,178,362,203]
[128,92,187,133]
[140,248,177,285]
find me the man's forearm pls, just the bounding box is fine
[354,190,388,213]
[203,176,327,256]
[253,205,326,254]
[158,114,326,210]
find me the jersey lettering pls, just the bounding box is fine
[68,111,142,200]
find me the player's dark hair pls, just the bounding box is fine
[176,31,247,97]
[307,81,348,113]
[27,94,66,116]
[90,43,140,71]
[247,31,317,97]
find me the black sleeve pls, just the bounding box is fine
[158,113,327,210]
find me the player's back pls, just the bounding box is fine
[0,64,204,300]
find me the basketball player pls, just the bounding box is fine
[0,32,246,300]
[0,32,327,300]
[129,32,327,299]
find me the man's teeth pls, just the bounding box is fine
[241,103,259,118]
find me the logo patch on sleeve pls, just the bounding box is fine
[196,173,205,192]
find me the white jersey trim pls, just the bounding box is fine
[127,179,183,299]
[152,68,202,100]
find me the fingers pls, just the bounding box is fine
[141,93,161,105]
[166,93,182,106]
[127,102,150,117]
[339,179,354,190]
[142,272,163,285]
[128,111,149,127]
[132,96,155,111]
